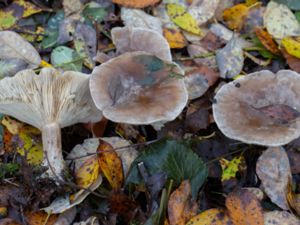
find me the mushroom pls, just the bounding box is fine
[0,68,101,179]
[90,51,188,124]
[213,70,300,146]
[111,26,172,61]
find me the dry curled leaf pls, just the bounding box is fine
[168,180,198,225]
[225,189,264,225]
[112,0,160,8]
[256,147,291,210]
[186,208,233,225]
[97,140,124,190]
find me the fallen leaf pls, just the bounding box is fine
[1,116,23,135]
[62,0,82,16]
[0,31,41,67]
[245,0,258,6]
[282,36,300,59]
[166,3,202,35]
[51,46,83,71]
[264,1,300,39]
[223,4,249,31]
[112,0,160,8]
[0,218,22,225]
[25,211,58,225]
[264,211,299,225]
[219,156,246,182]
[121,8,163,34]
[200,31,226,52]
[73,216,99,225]
[97,140,124,190]
[168,180,198,225]
[187,44,217,69]
[75,156,100,189]
[225,189,264,225]
[163,27,187,49]
[186,208,233,225]
[282,48,300,73]
[256,147,291,210]
[0,58,28,78]
[255,27,280,55]
[216,37,244,78]
[243,188,264,201]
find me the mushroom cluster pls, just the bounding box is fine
[213,70,300,146]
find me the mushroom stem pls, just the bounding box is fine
[42,122,65,180]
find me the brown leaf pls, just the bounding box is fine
[97,140,124,190]
[253,104,300,125]
[168,180,198,225]
[222,4,249,31]
[254,27,280,55]
[112,0,160,8]
[256,147,291,210]
[0,218,22,225]
[25,211,58,225]
[282,49,300,73]
[200,31,226,52]
[225,189,264,225]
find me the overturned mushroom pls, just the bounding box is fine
[111,26,172,61]
[0,68,101,179]
[213,70,300,146]
[90,51,188,124]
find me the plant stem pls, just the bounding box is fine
[42,122,65,180]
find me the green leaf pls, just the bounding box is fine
[51,46,83,71]
[82,4,107,23]
[296,11,300,23]
[126,139,208,198]
[273,0,300,10]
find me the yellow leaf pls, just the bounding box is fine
[223,4,249,30]
[25,211,57,225]
[97,140,124,190]
[245,0,258,6]
[1,116,23,135]
[281,36,300,59]
[15,0,42,17]
[219,156,246,182]
[166,3,202,35]
[186,208,232,225]
[76,156,100,189]
[0,10,17,30]
[163,27,187,49]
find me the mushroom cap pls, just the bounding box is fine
[90,51,188,124]
[213,70,300,146]
[0,68,101,129]
[111,26,172,61]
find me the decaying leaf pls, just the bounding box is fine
[282,36,300,59]
[223,4,249,31]
[166,3,202,35]
[282,49,300,73]
[121,8,163,34]
[75,156,100,189]
[256,147,291,210]
[25,211,58,225]
[225,189,264,225]
[216,37,244,78]
[163,27,187,49]
[97,140,124,190]
[112,0,160,8]
[255,27,280,55]
[219,156,246,182]
[168,180,198,225]
[186,208,233,225]
[263,1,300,40]
[264,211,299,225]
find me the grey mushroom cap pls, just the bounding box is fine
[213,70,300,146]
[0,68,102,129]
[90,51,188,124]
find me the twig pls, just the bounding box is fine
[205,148,246,165]
[176,52,216,61]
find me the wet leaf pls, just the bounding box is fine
[256,147,291,210]
[0,0,42,30]
[255,27,280,55]
[282,36,300,59]
[163,28,187,49]
[273,0,300,10]
[167,180,197,225]
[264,1,300,39]
[225,189,264,225]
[51,46,83,71]
[219,156,246,182]
[112,0,160,8]
[166,3,202,35]
[97,140,124,190]
[0,31,41,66]
[186,208,233,225]
[75,156,100,189]
[25,211,57,225]
[264,211,299,224]
[223,4,249,31]
[216,37,244,78]
[126,139,208,198]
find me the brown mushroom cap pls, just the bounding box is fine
[111,26,172,61]
[213,70,300,146]
[90,51,188,124]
